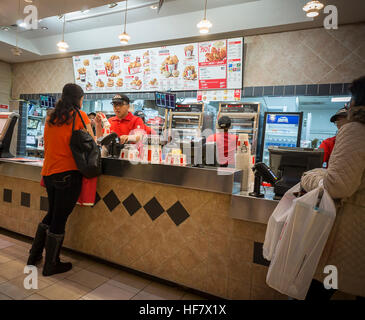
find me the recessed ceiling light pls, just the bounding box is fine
[109,2,118,8]
[41,26,48,30]
[150,5,158,9]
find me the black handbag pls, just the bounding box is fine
[70,108,102,178]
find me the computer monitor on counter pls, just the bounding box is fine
[269,146,324,199]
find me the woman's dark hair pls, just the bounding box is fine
[48,83,84,126]
[349,76,365,107]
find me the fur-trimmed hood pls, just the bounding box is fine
[348,105,365,124]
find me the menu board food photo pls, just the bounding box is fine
[72,37,243,93]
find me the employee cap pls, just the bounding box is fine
[218,116,232,129]
[330,107,348,123]
[111,94,130,105]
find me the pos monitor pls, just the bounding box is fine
[155,92,176,110]
[269,146,324,199]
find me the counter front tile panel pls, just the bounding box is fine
[0,173,285,300]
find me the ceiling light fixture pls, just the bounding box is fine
[41,26,48,30]
[57,15,69,52]
[12,0,23,56]
[197,0,212,34]
[150,5,158,10]
[118,0,130,45]
[303,0,324,18]
[109,2,118,9]
[1,27,10,31]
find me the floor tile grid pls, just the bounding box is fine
[0,232,206,300]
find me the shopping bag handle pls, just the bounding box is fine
[315,188,324,209]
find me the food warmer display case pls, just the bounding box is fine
[168,103,204,140]
[217,102,260,155]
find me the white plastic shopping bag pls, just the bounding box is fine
[266,186,336,300]
[263,183,301,261]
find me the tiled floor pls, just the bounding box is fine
[0,232,206,300]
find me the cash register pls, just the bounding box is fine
[250,146,324,199]
[0,112,19,158]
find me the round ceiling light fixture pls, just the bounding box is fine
[197,0,212,34]
[57,15,69,52]
[109,2,118,9]
[118,0,130,45]
[303,0,324,18]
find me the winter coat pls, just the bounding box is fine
[301,106,365,297]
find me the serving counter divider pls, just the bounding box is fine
[0,157,285,300]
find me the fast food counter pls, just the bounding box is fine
[0,158,284,300]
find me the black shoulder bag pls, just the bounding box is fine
[70,108,102,178]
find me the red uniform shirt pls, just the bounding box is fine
[144,124,157,136]
[109,112,144,137]
[319,136,336,167]
[207,132,238,166]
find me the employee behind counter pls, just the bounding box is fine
[95,94,145,144]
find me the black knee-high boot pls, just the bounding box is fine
[27,223,49,266]
[42,231,72,276]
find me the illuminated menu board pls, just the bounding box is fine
[72,38,243,93]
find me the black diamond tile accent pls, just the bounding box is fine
[40,196,49,212]
[253,242,270,267]
[3,189,12,203]
[167,201,190,226]
[21,192,30,208]
[144,197,165,221]
[94,192,101,206]
[274,85,284,96]
[122,193,142,216]
[103,190,120,212]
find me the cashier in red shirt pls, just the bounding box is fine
[319,106,348,167]
[95,94,144,144]
[134,110,157,135]
[207,116,238,167]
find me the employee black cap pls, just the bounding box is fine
[330,107,348,123]
[111,94,130,105]
[218,116,231,129]
[134,110,146,123]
